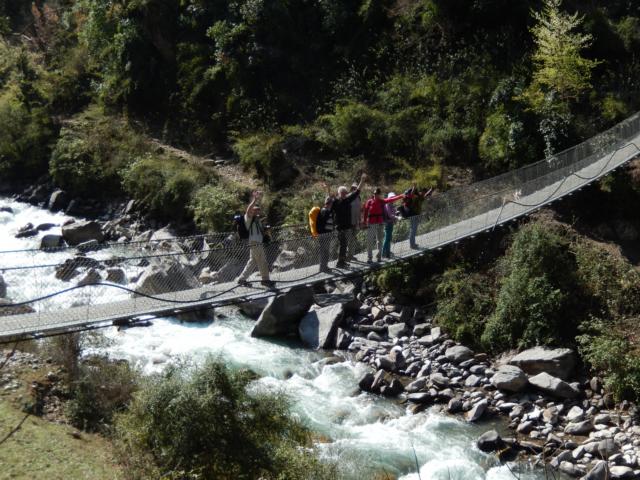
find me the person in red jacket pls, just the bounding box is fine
[363,188,404,262]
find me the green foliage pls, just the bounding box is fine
[0,88,53,181]
[122,154,213,222]
[435,267,494,349]
[113,358,334,480]
[573,240,640,317]
[374,255,433,301]
[481,222,577,351]
[578,318,640,402]
[191,183,245,232]
[67,357,139,433]
[233,132,296,188]
[50,107,146,197]
[526,0,600,107]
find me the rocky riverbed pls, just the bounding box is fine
[246,278,640,480]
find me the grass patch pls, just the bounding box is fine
[0,401,123,480]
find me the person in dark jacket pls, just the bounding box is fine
[316,196,335,272]
[331,173,366,268]
[402,185,433,249]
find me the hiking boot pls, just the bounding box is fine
[261,280,276,289]
[335,261,348,269]
[237,278,250,287]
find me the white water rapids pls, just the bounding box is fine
[0,197,553,479]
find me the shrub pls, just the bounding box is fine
[0,88,53,181]
[191,183,245,232]
[374,255,434,301]
[578,318,640,402]
[50,107,147,197]
[234,132,296,188]
[122,154,212,221]
[435,267,494,349]
[114,358,334,480]
[67,356,139,433]
[316,102,388,162]
[481,222,578,352]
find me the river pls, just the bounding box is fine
[0,196,550,479]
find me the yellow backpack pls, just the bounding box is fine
[308,206,320,237]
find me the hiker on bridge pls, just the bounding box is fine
[236,191,274,288]
[329,173,367,268]
[382,192,400,259]
[402,186,433,249]
[363,188,404,262]
[309,195,335,273]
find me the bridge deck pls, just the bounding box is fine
[1,132,639,341]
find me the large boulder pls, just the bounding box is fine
[528,372,579,399]
[445,345,474,363]
[491,365,528,392]
[40,234,65,249]
[48,189,68,212]
[238,298,269,319]
[62,220,104,246]
[583,461,608,480]
[477,430,505,452]
[313,292,360,313]
[77,269,102,287]
[466,399,488,422]
[135,263,199,296]
[509,347,576,380]
[251,287,314,337]
[298,303,344,349]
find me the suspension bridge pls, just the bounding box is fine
[1,112,640,342]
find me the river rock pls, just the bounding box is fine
[335,328,353,349]
[413,323,430,337]
[358,372,375,392]
[106,268,126,285]
[466,399,488,422]
[583,461,608,480]
[48,190,68,212]
[0,274,6,298]
[509,347,576,380]
[0,298,35,316]
[77,269,102,287]
[238,298,269,319]
[39,234,64,250]
[251,287,314,337]
[491,364,528,392]
[566,405,584,422]
[611,467,636,479]
[313,292,360,313]
[299,303,344,349]
[0,206,13,214]
[15,223,38,238]
[387,322,407,338]
[477,430,504,452]
[528,372,579,399]
[36,222,56,232]
[564,420,593,435]
[135,263,199,296]
[62,220,104,246]
[445,345,474,363]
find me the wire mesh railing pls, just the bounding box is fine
[1,110,640,339]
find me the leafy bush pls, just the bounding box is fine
[191,183,245,232]
[0,88,53,181]
[233,132,297,188]
[317,102,388,162]
[122,154,212,221]
[50,107,146,197]
[114,358,334,480]
[481,222,577,351]
[435,267,494,349]
[67,356,139,433]
[578,318,640,402]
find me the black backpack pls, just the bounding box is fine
[233,214,249,240]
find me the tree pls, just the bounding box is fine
[523,0,600,156]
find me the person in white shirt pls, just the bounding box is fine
[237,191,274,288]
